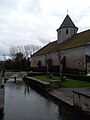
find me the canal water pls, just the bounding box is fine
[2,78,89,120]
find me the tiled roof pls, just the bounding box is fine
[57,15,78,30]
[33,29,90,56]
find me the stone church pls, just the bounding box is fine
[31,15,90,75]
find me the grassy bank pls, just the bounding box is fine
[62,79,90,88]
[33,75,90,88]
[33,75,60,82]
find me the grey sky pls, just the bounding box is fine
[0,0,90,57]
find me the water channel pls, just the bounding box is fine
[2,78,89,120]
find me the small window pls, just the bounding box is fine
[66,29,68,34]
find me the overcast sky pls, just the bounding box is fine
[0,0,90,57]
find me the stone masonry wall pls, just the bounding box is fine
[31,46,86,71]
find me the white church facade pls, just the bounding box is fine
[31,15,90,75]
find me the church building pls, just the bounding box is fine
[31,15,90,75]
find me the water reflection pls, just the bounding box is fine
[4,79,59,120]
[3,78,90,120]
[24,83,30,95]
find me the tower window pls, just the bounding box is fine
[66,29,68,34]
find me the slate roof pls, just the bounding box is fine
[57,15,78,31]
[33,29,90,57]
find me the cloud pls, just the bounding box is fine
[0,41,9,55]
[0,0,90,57]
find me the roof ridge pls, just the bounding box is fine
[33,40,57,56]
[77,29,90,35]
[57,15,78,30]
[32,29,90,56]
[60,29,90,44]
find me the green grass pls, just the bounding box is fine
[33,75,60,82]
[33,75,90,88]
[62,79,90,88]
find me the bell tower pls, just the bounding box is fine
[57,15,78,44]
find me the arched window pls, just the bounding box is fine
[66,29,68,34]
[37,60,42,68]
[48,58,53,67]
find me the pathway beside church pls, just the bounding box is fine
[49,87,90,106]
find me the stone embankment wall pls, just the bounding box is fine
[0,89,4,110]
[73,91,90,114]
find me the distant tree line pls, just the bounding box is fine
[2,44,41,71]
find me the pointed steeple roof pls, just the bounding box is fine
[57,15,78,30]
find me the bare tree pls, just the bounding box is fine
[9,47,18,59]
[57,49,63,81]
[45,53,52,78]
[9,44,41,58]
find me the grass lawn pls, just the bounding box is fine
[33,75,90,88]
[33,75,60,82]
[62,79,90,88]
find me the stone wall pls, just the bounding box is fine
[31,52,59,68]
[63,46,85,70]
[85,45,90,56]
[31,46,86,72]
[0,89,4,110]
[57,27,77,44]
[73,91,90,114]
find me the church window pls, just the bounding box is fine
[37,60,42,68]
[66,29,68,34]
